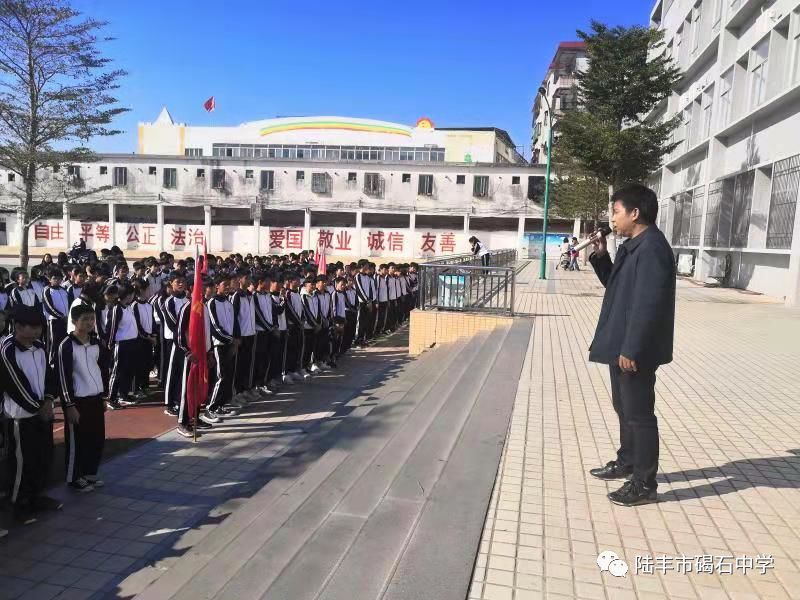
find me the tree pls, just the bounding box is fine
[551,167,608,232]
[0,0,127,268]
[556,21,681,246]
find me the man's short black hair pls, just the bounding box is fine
[70,303,95,322]
[611,183,658,225]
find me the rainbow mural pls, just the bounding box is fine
[259,119,412,137]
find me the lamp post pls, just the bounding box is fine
[537,86,553,280]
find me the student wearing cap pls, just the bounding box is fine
[0,305,61,524]
[57,304,108,492]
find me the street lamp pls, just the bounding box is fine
[537,86,553,280]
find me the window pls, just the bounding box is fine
[691,3,702,53]
[702,85,714,138]
[418,174,434,196]
[364,173,383,197]
[347,172,357,182]
[163,168,177,188]
[402,173,411,183]
[689,186,704,245]
[731,169,754,246]
[793,17,800,84]
[473,175,490,198]
[718,69,733,127]
[512,176,521,185]
[148,166,157,175]
[296,170,305,182]
[196,168,205,178]
[99,166,108,175]
[527,176,545,201]
[260,170,274,191]
[68,165,80,178]
[113,167,127,187]
[7,173,14,182]
[456,174,466,184]
[245,169,254,179]
[712,0,722,26]
[767,154,800,248]
[311,172,330,194]
[749,37,769,108]
[185,148,203,157]
[212,169,226,189]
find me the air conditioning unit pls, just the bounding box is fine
[677,253,695,276]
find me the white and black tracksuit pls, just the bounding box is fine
[106,303,139,402]
[253,292,275,388]
[162,293,189,406]
[10,285,41,309]
[374,275,389,336]
[207,295,236,412]
[269,294,287,382]
[331,290,348,358]
[232,290,256,393]
[284,291,305,374]
[300,289,321,369]
[150,293,167,385]
[0,338,56,505]
[43,285,70,367]
[132,299,156,393]
[343,288,357,352]
[354,273,376,343]
[57,334,107,484]
[472,240,491,266]
[315,290,333,364]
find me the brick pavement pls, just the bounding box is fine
[471,261,800,600]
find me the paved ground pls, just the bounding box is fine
[471,261,800,600]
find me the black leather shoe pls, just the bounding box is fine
[589,461,633,480]
[608,480,657,506]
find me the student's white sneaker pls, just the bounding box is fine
[310,364,321,374]
[259,385,274,395]
[301,370,312,380]
[282,375,295,386]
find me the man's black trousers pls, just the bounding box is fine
[64,395,105,483]
[609,365,659,489]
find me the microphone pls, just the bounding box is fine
[572,225,613,253]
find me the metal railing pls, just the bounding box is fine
[418,249,517,315]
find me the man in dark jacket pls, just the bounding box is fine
[587,183,676,507]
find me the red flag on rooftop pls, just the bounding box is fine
[203,96,215,112]
[186,243,209,431]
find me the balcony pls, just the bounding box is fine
[363,174,385,198]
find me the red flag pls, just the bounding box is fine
[186,243,209,425]
[203,96,215,112]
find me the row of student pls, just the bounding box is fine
[0,261,418,528]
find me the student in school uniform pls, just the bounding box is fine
[373,264,389,337]
[162,275,189,413]
[231,271,257,403]
[10,270,41,310]
[29,267,46,303]
[282,273,307,383]
[58,304,108,493]
[104,284,139,410]
[150,283,170,388]
[300,276,321,375]
[408,263,420,309]
[313,275,333,371]
[67,284,99,335]
[203,273,239,424]
[1,305,61,524]
[131,279,157,401]
[42,267,70,367]
[65,266,86,305]
[342,278,358,354]
[354,261,376,347]
[386,263,400,333]
[267,276,287,389]
[331,277,349,364]
[253,273,276,395]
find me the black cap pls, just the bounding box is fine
[11,305,44,327]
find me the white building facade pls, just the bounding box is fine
[0,114,574,261]
[649,0,800,304]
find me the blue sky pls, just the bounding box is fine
[75,0,650,158]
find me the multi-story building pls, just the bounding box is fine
[531,42,588,164]
[649,0,800,304]
[0,113,576,260]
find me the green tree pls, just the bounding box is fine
[551,166,608,232]
[556,20,681,197]
[0,0,127,268]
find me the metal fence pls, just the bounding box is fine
[418,249,517,315]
